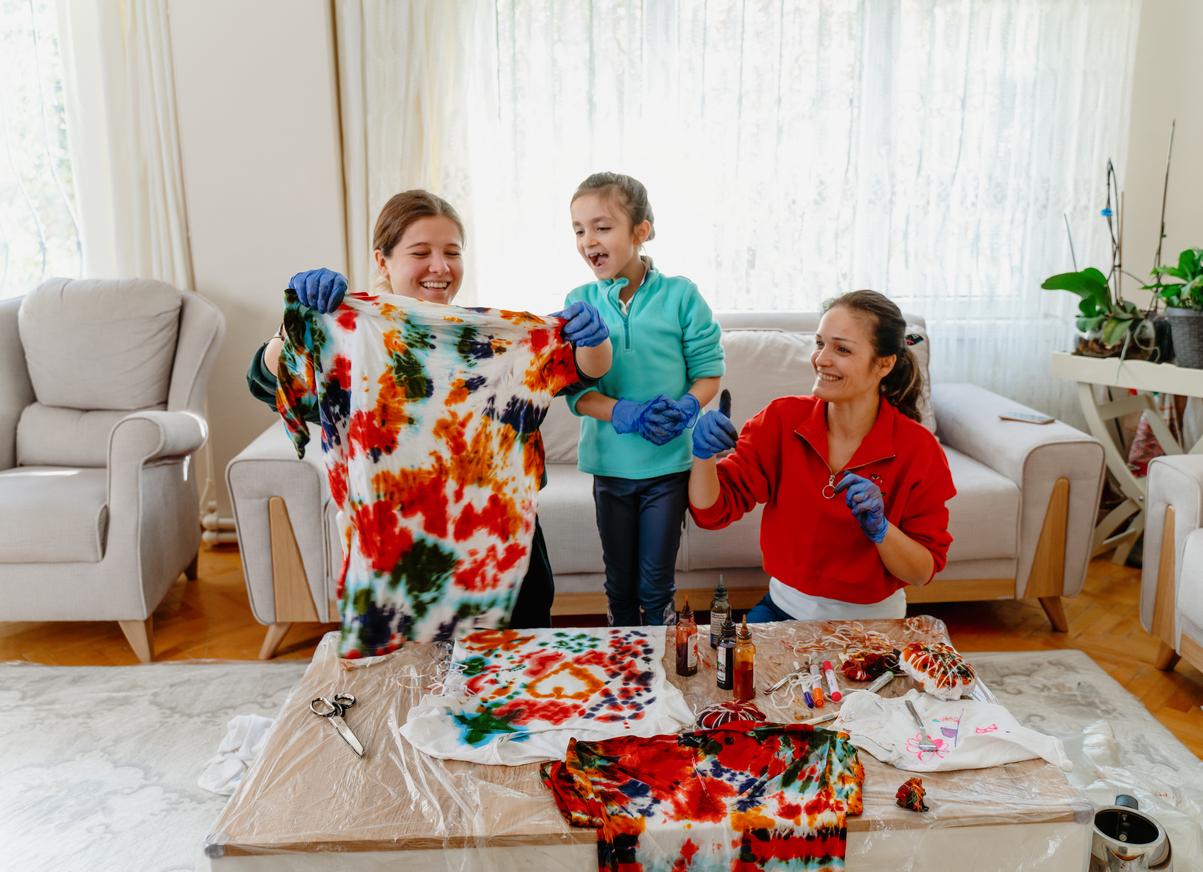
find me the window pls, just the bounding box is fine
[0,0,80,300]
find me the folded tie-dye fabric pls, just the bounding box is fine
[275,290,579,657]
[542,722,864,871]
[400,626,693,765]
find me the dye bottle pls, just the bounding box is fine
[709,575,730,649]
[675,599,698,677]
[733,616,756,701]
[716,615,737,691]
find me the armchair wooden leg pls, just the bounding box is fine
[184,552,199,581]
[259,623,292,660]
[1037,596,1069,633]
[118,617,154,662]
[1154,641,1180,671]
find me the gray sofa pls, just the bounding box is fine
[0,279,225,661]
[1142,455,1203,679]
[229,311,1105,657]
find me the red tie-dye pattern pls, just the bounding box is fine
[543,723,864,872]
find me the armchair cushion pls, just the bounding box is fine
[0,466,108,562]
[17,403,162,468]
[18,277,181,411]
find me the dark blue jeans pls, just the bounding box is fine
[746,591,794,623]
[593,471,689,626]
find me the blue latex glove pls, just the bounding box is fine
[674,393,701,427]
[691,409,738,459]
[834,472,888,544]
[612,395,685,445]
[289,268,347,314]
[551,301,609,347]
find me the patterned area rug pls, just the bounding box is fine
[1,648,1200,871]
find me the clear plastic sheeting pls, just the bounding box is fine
[205,617,1094,870]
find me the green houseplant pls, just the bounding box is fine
[1146,246,1203,368]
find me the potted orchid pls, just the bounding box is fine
[1144,246,1203,368]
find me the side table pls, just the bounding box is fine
[1049,351,1203,564]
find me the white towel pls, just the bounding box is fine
[836,689,1071,772]
[197,714,275,795]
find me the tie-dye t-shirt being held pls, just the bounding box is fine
[275,290,579,657]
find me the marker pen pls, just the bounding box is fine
[821,659,843,702]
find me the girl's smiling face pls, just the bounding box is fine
[810,306,896,402]
[374,215,464,304]
[570,192,650,281]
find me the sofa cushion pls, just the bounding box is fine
[18,277,181,411]
[1179,529,1203,634]
[0,466,108,563]
[540,464,606,574]
[682,503,767,572]
[717,329,815,429]
[541,396,581,464]
[16,403,162,468]
[942,446,1019,562]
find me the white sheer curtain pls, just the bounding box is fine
[335,0,487,292]
[57,0,194,289]
[461,0,1140,421]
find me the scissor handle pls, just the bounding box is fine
[309,693,356,718]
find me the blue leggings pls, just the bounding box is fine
[593,472,689,626]
[745,592,794,623]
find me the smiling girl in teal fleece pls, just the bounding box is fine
[564,172,725,626]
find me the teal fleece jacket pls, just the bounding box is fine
[565,269,725,478]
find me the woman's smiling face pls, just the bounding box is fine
[810,306,896,402]
[375,215,464,304]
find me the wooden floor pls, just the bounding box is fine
[2,548,1200,757]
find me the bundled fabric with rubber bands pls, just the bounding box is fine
[275,290,580,656]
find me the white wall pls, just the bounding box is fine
[168,0,346,515]
[1123,0,1203,296]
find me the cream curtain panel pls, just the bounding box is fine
[57,0,194,290]
[335,0,1140,420]
[335,0,486,293]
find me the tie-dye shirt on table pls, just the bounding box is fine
[399,626,694,765]
[275,290,579,657]
[543,723,865,872]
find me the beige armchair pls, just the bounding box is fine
[0,278,224,661]
[1142,454,1203,678]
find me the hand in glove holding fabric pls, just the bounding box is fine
[691,409,738,459]
[612,396,686,445]
[551,301,610,347]
[290,268,348,314]
[834,472,888,544]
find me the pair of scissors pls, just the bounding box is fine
[309,692,364,757]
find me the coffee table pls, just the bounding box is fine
[205,617,1092,870]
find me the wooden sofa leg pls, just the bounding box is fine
[259,623,292,660]
[1154,641,1181,672]
[1024,478,1071,632]
[184,552,199,581]
[1037,596,1068,633]
[119,617,154,662]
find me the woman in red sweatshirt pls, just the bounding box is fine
[688,290,955,622]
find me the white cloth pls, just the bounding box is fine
[768,578,907,621]
[196,714,275,796]
[836,689,1071,773]
[399,626,693,765]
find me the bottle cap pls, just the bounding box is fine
[822,660,833,671]
[721,614,736,636]
[716,574,727,595]
[681,599,693,619]
[737,615,751,640]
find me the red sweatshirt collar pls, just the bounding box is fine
[793,396,899,473]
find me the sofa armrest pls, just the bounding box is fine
[1141,455,1203,638]
[226,422,330,626]
[933,383,1105,597]
[0,297,34,471]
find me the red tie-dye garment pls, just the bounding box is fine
[542,723,864,872]
[275,290,579,657]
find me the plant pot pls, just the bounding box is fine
[1165,307,1203,368]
